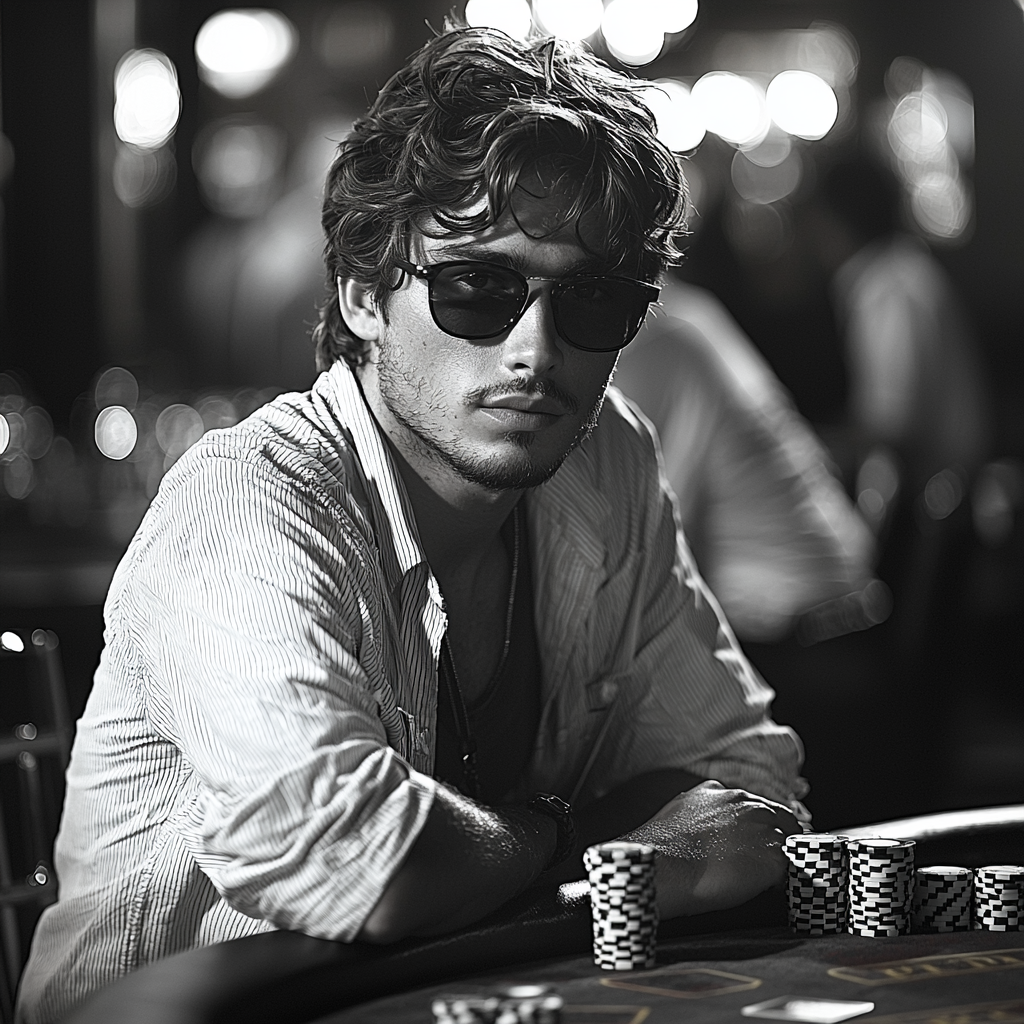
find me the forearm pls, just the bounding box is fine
[358,784,556,943]
[541,768,706,885]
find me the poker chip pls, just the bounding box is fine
[973,865,1024,932]
[432,985,564,1023]
[846,838,914,937]
[785,834,849,935]
[912,866,972,933]
[584,842,658,970]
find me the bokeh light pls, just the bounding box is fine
[888,92,948,162]
[21,407,53,459]
[113,144,176,209]
[730,148,802,205]
[464,0,533,39]
[742,133,792,168]
[95,366,140,410]
[691,72,769,148]
[155,404,205,462]
[95,406,138,461]
[923,468,964,521]
[1,632,25,653]
[639,80,706,152]
[532,0,604,41]
[602,0,664,65]
[196,395,240,432]
[193,119,286,218]
[195,9,297,99]
[909,170,972,240]
[114,50,181,149]
[766,70,838,140]
[0,414,9,456]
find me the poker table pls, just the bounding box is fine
[62,806,1024,1024]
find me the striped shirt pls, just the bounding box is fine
[17,360,807,1023]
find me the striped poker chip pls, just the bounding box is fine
[786,833,849,935]
[847,839,914,938]
[972,865,1024,931]
[913,865,972,933]
[586,842,657,971]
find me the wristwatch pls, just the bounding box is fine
[527,793,578,871]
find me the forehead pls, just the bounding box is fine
[415,161,621,270]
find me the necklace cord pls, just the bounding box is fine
[439,504,521,801]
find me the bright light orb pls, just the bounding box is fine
[888,92,948,161]
[114,50,181,149]
[195,9,297,99]
[1,631,25,653]
[0,414,8,456]
[95,406,138,461]
[533,0,604,41]
[602,0,664,65]
[910,171,971,240]
[639,80,706,152]
[766,70,838,140]
[691,72,769,148]
[464,0,533,39]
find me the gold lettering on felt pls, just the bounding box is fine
[829,948,1024,985]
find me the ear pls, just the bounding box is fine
[337,278,381,343]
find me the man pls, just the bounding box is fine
[18,26,806,1023]
[615,277,878,643]
[808,155,991,496]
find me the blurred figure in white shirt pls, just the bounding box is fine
[615,277,879,643]
[811,156,992,496]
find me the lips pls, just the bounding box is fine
[478,393,569,417]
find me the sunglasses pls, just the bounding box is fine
[392,257,659,353]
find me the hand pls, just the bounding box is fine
[620,780,800,919]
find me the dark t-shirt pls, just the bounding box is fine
[434,508,541,804]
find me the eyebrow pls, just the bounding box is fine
[428,241,614,277]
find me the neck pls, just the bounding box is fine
[384,432,521,577]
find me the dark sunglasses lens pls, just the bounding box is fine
[430,264,527,339]
[554,279,653,351]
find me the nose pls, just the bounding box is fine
[501,283,565,377]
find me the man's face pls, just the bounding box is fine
[355,186,623,493]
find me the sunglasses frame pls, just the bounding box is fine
[392,256,659,353]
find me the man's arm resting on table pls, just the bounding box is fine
[357,784,557,944]
[358,772,799,943]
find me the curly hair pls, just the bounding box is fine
[313,23,689,371]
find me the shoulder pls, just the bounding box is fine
[533,387,670,548]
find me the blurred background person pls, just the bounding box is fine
[614,276,880,643]
[806,155,993,497]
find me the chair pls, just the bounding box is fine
[0,629,72,1021]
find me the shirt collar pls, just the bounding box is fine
[317,360,430,591]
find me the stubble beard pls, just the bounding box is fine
[376,341,608,492]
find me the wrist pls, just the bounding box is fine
[526,793,578,871]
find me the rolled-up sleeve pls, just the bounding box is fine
[117,448,435,940]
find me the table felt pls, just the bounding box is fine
[313,927,1024,1024]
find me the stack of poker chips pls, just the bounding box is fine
[912,866,972,932]
[974,865,1024,931]
[584,841,658,970]
[785,833,849,935]
[431,985,563,1023]
[846,838,915,937]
